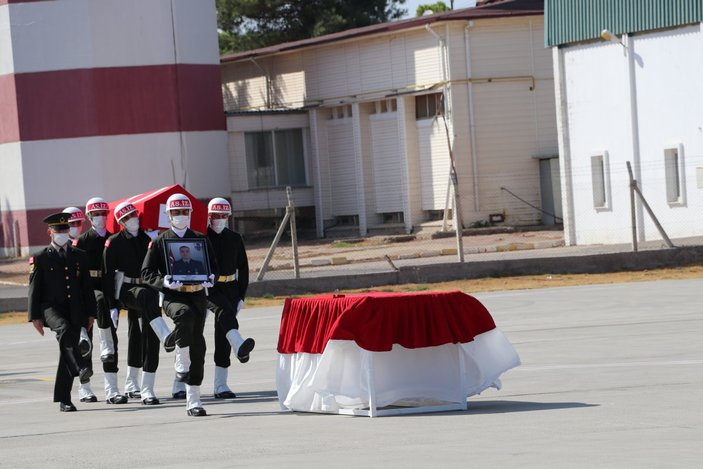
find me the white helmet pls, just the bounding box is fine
[62,206,85,223]
[85,197,109,214]
[208,197,231,215]
[114,201,138,222]
[166,193,192,211]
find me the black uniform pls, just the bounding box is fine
[141,228,217,386]
[28,244,96,404]
[74,229,111,374]
[172,258,206,276]
[103,229,162,373]
[206,226,249,368]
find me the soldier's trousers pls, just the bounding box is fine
[43,308,86,403]
[94,289,119,373]
[120,286,160,373]
[163,293,207,386]
[207,289,240,369]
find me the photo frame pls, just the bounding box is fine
[163,238,211,284]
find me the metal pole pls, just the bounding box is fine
[256,210,291,281]
[287,187,300,279]
[626,161,638,252]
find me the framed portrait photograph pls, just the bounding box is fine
[163,238,212,284]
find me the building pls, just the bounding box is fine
[0,0,228,256]
[546,0,703,246]
[220,0,559,238]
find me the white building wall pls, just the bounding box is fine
[327,119,358,215]
[418,119,451,210]
[370,113,404,213]
[561,24,703,245]
[632,24,703,240]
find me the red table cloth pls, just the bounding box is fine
[277,291,497,354]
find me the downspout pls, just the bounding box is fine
[464,21,480,211]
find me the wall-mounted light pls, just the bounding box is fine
[600,29,624,46]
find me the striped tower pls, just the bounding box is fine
[0,0,229,256]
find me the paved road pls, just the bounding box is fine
[1,279,701,467]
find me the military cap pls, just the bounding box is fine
[43,212,71,229]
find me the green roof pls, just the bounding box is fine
[545,0,703,46]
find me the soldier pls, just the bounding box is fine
[71,198,120,404]
[171,245,206,275]
[103,201,176,405]
[142,193,217,416]
[63,205,98,403]
[29,213,96,412]
[206,198,254,399]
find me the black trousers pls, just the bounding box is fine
[94,290,120,373]
[207,289,240,369]
[43,308,86,403]
[163,293,207,386]
[120,286,160,373]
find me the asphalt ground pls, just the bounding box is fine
[1,278,701,468]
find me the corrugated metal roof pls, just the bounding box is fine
[221,0,543,63]
[545,0,703,46]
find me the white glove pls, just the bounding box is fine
[110,308,119,329]
[236,299,244,312]
[201,273,215,289]
[163,275,183,290]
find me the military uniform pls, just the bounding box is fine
[141,228,217,391]
[207,226,251,372]
[103,229,161,378]
[28,240,96,407]
[74,229,111,380]
[171,258,206,276]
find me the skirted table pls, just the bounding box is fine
[276,291,520,417]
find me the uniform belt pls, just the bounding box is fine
[217,274,236,283]
[177,284,204,293]
[89,270,102,278]
[123,276,143,285]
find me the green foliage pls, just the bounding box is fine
[416,1,450,16]
[333,241,356,248]
[217,0,408,55]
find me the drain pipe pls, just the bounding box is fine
[464,21,480,211]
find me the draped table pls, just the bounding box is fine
[276,291,520,416]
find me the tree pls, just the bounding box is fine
[416,2,451,16]
[217,0,407,55]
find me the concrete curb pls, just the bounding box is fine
[247,245,703,297]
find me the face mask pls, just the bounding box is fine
[68,227,80,238]
[52,233,70,247]
[91,216,106,230]
[124,218,140,232]
[170,215,190,230]
[210,219,227,234]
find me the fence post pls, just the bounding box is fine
[287,187,300,279]
[626,161,674,249]
[626,162,638,252]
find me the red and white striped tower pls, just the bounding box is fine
[0,0,229,255]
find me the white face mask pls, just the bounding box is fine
[124,217,140,232]
[68,227,80,239]
[52,233,70,247]
[210,219,227,234]
[170,214,190,230]
[91,216,106,230]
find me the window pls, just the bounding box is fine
[372,99,397,115]
[664,145,684,204]
[415,93,444,120]
[591,152,610,209]
[245,129,307,188]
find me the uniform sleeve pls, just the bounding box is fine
[27,256,43,322]
[205,236,219,279]
[236,234,249,300]
[80,254,97,319]
[141,238,165,291]
[102,238,117,309]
